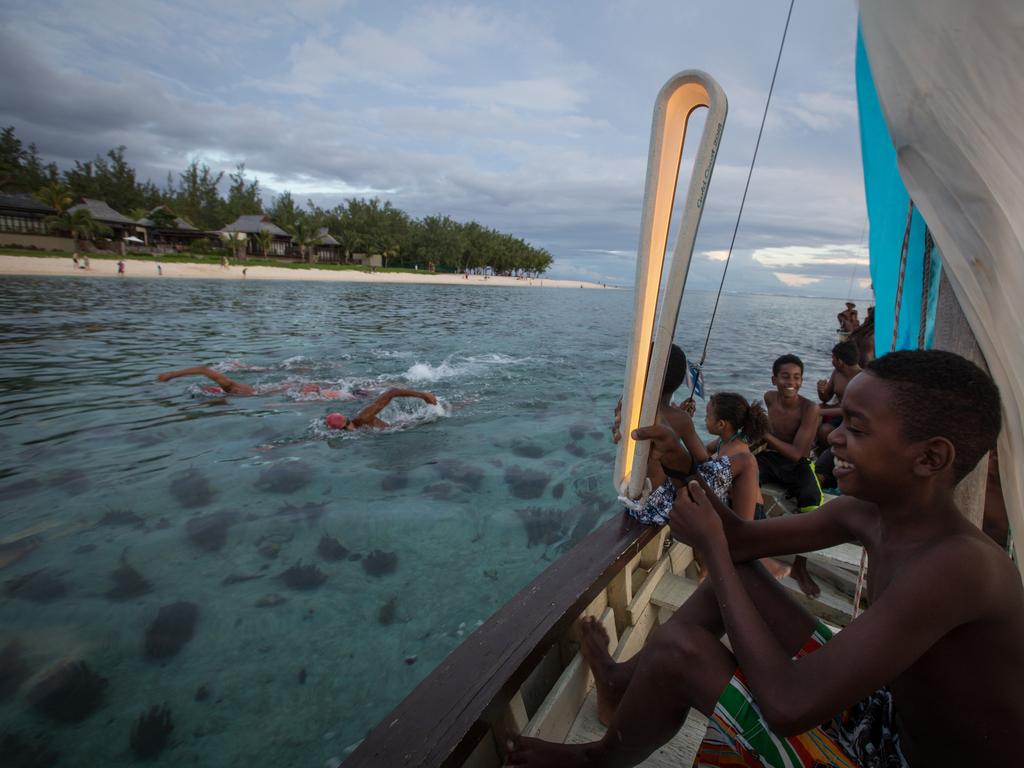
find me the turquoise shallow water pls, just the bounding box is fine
[0,276,840,766]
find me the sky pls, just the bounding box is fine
[0,0,872,297]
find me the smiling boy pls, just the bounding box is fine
[758,353,822,596]
[507,349,1024,768]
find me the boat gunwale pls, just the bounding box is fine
[341,513,656,768]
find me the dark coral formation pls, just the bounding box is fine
[362,550,398,577]
[131,704,174,760]
[5,569,68,603]
[185,510,238,552]
[279,562,326,590]
[169,468,216,509]
[317,534,349,561]
[54,467,91,497]
[423,482,456,500]
[27,659,108,722]
[568,423,589,441]
[437,459,484,491]
[381,473,408,491]
[275,500,328,526]
[145,602,199,659]
[254,461,313,494]
[510,439,547,459]
[0,641,30,701]
[551,482,565,499]
[0,731,59,768]
[516,507,568,547]
[504,466,551,499]
[565,442,586,457]
[377,595,399,625]
[97,508,145,528]
[105,557,153,601]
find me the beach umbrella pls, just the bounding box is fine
[123,235,145,244]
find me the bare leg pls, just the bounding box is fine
[790,556,821,598]
[552,560,817,762]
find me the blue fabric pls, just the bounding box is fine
[856,28,942,353]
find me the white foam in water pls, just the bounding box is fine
[402,352,531,383]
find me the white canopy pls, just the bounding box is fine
[860,0,1023,572]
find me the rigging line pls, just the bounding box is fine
[692,0,796,383]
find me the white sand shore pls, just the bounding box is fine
[0,254,612,289]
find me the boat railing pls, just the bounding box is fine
[341,514,660,768]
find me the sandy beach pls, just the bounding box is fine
[0,254,611,289]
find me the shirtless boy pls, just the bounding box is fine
[508,349,1024,768]
[837,301,859,333]
[816,340,862,446]
[758,354,822,596]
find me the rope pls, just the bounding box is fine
[918,228,934,349]
[688,0,796,400]
[853,200,919,619]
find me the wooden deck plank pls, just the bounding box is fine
[628,555,672,626]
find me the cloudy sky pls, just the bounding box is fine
[0,0,871,296]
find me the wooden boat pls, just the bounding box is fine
[344,3,1023,765]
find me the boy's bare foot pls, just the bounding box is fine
[506,735,595,767]
[791,556,821,598]
[576,617,625,726]
[762,557,791,580]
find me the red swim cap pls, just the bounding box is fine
[325,413,348,430]
[202,385,225,394]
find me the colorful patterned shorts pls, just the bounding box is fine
[694,622,860,768]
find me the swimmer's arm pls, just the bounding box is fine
[157,366,236,389]
[764,401,819,462]
[350,388,436,426]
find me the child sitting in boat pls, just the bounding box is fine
[816,340,862,447]
[757,353,822,597]
[508,349,1024,768]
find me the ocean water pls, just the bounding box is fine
[0,276,841,766]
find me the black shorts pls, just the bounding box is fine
[756,450,822,511]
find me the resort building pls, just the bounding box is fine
[314,227,345,263]
[220,214,292,256]
[135,206,208,250]
[0,193,57,235]
[67,198,138,240]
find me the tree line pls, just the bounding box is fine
[0,126,552,274]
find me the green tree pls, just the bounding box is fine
[289,219,320,263]
[224,163,263,222]
[44,207,110,243]
[36,181,73,212]
[0,126,59,192]
[174,162,225,230]
[268,191,300,232]
[255,229,273,258]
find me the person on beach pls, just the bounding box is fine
[82,255,90,270]
[117,260,126,276]
[323,388,438,431]
[757,354,822,598]
[157,366,345,399]
[507,349,1024,768]
[157,263,162,276]
[72,252,79,269]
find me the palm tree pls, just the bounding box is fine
[36,182,72,213]
[290,220,320,264]
[44,208,108,244]
[255,229,273,259]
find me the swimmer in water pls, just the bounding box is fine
[156,366,346,398]
[325,388,438,431]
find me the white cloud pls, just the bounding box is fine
[703,250,729,261]
[752,244,868,269]
[773,273,822,287]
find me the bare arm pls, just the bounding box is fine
[157,366,239,390]
[764,400,820,461]
[664,410,710,464]
[351,388,436,426]
[817,374,835,403]
[819,406,843,418]
[727,453,760,521]
[699,515,1004,733]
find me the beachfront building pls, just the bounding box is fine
[67,198,138,241]
[0,193,56,236]
[313,227,345,263]
[220,214,292,257]
[135,206,208,250]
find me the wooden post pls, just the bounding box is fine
[931,270,988,528]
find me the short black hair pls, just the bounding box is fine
[772,353,804,376]
[663,344,688,395]
[832,341,859,366]
[866,350,1001,482]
